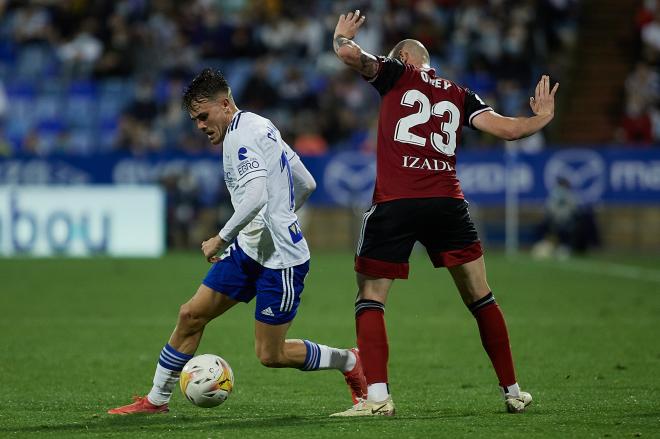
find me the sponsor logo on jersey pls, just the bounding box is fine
[288,221,303,244]
[238,147,248,161]
[237,159,260,176]
[402,155,454,171]
[224,170,236,188]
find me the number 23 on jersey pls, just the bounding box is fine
[394,89,461,157]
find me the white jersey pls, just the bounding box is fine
[222,111,310,269]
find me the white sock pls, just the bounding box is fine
[367,383,389,402]
[147,363,180,406]
[317,344,356,373]
[501,382,521,398]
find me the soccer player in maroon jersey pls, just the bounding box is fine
[329,10,559,417]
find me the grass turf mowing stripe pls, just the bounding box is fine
[519,256,660,284]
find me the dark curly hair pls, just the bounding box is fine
[182,68,232,112]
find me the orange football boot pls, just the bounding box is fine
[343,348,368,404]
[107,395,169,415]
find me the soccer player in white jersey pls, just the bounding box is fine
[108,68,367,415]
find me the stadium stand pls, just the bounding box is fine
[0,0,578,156]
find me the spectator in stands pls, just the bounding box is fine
[0,0,584,251]
[292,113,328,157]
[161,29,199,78]
[125,78,159,124]
[538,0,579,55]
[93,12,133,78]
[618,94,653,145]
[1,0,578,156]
[641,8,660,56]
[8,3,56,78]
[625,61,659,108]
[240,57,280,113]
[10,3,54,46]
[155,76,190,150]
[115,78,164,154]
[57,18,103,78]
[278,66,314,110]
[618,62,657,145]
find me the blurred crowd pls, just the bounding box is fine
[0,0,578,157]
[0,0,579,249]
[620,0,660,145]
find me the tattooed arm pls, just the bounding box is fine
[333,10,379,78]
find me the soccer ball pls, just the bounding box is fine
[180,354,234,408]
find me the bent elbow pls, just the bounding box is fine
[501,127,524,141]
[503,132,519,141]
[307,177,317,193]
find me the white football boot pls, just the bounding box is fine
[505,391,533,413]
[330,396,395,417]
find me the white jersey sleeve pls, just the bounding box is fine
[218,176,267,243]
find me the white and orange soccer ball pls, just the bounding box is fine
[180,354,234,408]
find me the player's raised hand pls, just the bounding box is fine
[530,75,559,117]
[334,9,366,39]
[201,235,224,263]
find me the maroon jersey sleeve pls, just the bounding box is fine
[463,89,492,128]
[364,56,406,96]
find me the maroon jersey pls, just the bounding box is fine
[366,57,492,203]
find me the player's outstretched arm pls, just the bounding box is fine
[472,75,560,140]
[291,160,316,211]
[333,10,379,78]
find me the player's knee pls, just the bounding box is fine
[177,303,208,332]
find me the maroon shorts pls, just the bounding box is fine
[355,198,483,279]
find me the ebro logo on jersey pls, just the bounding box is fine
[238,147,248,160]
[236,147,261,176]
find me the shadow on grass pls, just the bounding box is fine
[0,409,515,435]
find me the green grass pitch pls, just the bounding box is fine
[1,251,659,438]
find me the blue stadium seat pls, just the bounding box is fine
[98,78,132,123]
[6,80,36,97]
[64,81,98,129]
[68,128,94,155]
[0,41,17,74]
[68,80,97,96]
[36,119,66,154]
[11,97,37,132]
[34,95,63,124]
[6,116,32,140]
[98,118,119,151]
[14,44,55,79]
[97,95,126,126]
